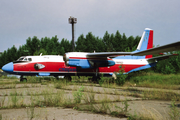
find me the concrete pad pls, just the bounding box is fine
[0,107,127,120]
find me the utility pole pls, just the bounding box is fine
[68,16,77,52]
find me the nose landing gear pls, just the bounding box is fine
[20,75,27,82]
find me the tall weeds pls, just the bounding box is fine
[73,86,84,104]
[0,96,5,108]
[169,99,180,120]
[143,90,180,100]
[128,72,180,89]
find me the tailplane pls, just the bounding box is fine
[134,28,153,59]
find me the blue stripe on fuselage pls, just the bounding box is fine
[127,62,157,73]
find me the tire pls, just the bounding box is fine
[20,78,27,82]
[64,76,72,81]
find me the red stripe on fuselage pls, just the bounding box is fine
[13,61,146,73]
[99,64,145,73]
[14,62,76,72]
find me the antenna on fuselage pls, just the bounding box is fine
[40,53,42,56]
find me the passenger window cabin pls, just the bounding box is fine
[28,58,32,61]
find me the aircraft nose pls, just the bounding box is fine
[2,62,14,73]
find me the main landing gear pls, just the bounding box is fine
[92,76,100,83]
[91,67,101,83]
[20,75,27,82]
[64,75,72,81]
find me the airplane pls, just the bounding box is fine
[2,28,180,82]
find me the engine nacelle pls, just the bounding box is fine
[63,52,90,68]
[68,59,91,68]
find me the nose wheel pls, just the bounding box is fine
[20,75,27,82]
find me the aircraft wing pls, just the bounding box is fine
[132,41,180,56]
[87,52,132,57]
[87,41,180,57]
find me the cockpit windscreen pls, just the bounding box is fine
[17,57,32,61]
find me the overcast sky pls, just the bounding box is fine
[0,0,179,52]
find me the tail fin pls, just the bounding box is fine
[135,28,153,59]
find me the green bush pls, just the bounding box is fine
[73,86,84,104]
[153,51,180,74]
[115,65,127,85]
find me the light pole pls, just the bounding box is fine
[68,16,77,52]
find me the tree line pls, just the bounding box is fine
[0,31,180,74]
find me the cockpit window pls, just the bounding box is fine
[17,57,24,61]
[17,57,32,61]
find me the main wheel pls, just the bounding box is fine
[20,78,27,82]
[64,76,72,81]
[92,76,100,83]
[54,76,59,80]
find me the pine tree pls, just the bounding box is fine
[113,30,122,51]
[102,31,113,52]
[75,34,86,52]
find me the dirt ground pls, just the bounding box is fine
[0,79,180,120]
[0,107,126,120]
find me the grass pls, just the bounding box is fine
[0,83,16,89]
[79,99,131,118]
[0,75,17,80]
[54,79,69,89]
[142,90,180,100]
[26,106,35,120]
[128,72,180,90]
[128,105,164,120]
[0,74,180,119]
[0,96,5,109]
[169,99,180,120]
[83,92,96,104]
[73,85,84,104]
[111,99,131,118]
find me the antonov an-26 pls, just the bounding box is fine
[2,28,180,81]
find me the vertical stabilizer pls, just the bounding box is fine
[136,28,153,59]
